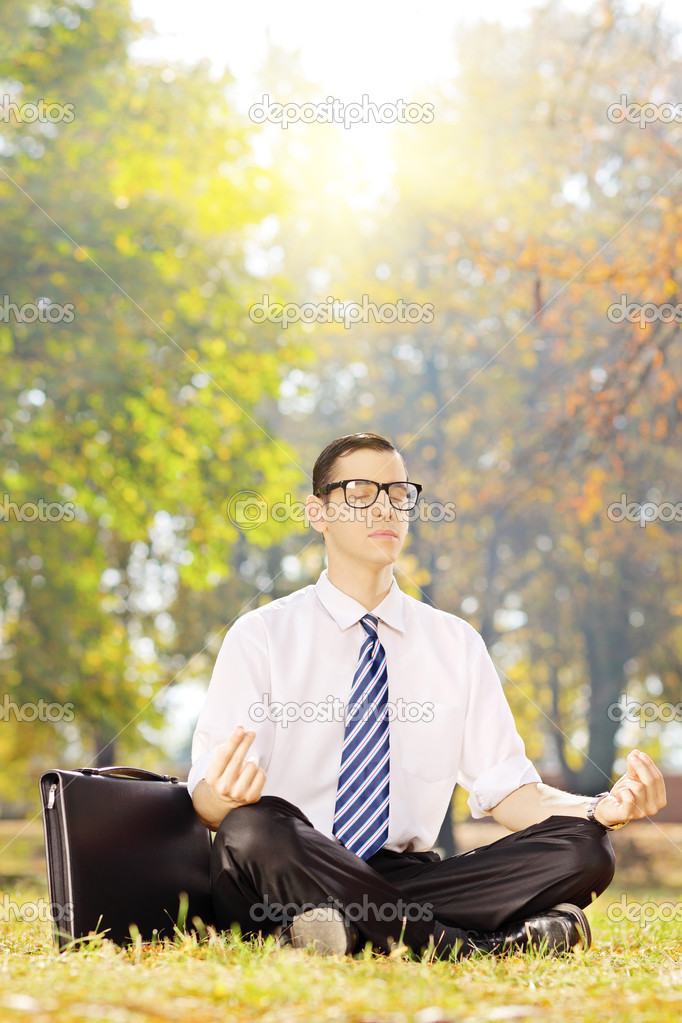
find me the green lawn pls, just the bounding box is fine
[1,822,681,1023]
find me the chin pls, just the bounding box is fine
[365,546,402,565]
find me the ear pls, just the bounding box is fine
[305,494,327,534]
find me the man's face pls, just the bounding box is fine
[307,448,411,567]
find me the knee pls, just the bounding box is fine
[213,797,300,868]
[572,826,616,895]
[592,831,616,891]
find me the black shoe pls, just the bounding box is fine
[275,907,359,957]
[465,902,591,958]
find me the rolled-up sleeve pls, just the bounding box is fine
[186,612,274,797]
[456,631,541,818]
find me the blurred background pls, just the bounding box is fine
[1,0,681,860]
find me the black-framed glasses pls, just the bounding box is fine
[314,479,423,510]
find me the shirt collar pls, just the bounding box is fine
[314,568,405,633]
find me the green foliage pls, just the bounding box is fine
[0,0,311,804]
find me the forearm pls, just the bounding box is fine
[490,781,593,832]
[191,778,236,831]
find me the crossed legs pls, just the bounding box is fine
[210,795,616,955]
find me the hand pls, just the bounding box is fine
[204,724,267,811]
[593,750,667,828]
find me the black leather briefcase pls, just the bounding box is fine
[40,766,215,950]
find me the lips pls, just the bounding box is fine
[369,531,398,539]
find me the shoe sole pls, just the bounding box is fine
[277,908,356,957]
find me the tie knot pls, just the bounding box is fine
[360,613,379,638]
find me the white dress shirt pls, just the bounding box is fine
[188,568,541,853]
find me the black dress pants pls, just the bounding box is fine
[211,795,616,955]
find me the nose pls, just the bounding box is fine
[370,489,395,520]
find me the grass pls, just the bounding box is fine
[1,823,681,1022]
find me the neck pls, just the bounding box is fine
[325,555,394,611]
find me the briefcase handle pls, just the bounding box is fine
[78,766,180,783]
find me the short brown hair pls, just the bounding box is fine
[312,433,408,497]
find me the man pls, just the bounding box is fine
[188,432,666,961]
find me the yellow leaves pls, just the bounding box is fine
[655,368,677,404]
[653,414,668,441]
[455,492,475,511]
[73,246,88,262]
[114,234,133,255]
[0,327,13,353]
[84,650,103,671]
[202,337,226,359]
[567,468,608,525]
[565,393,584,416]
[419,393,439,414]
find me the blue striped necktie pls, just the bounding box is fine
[333,613,390,860]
